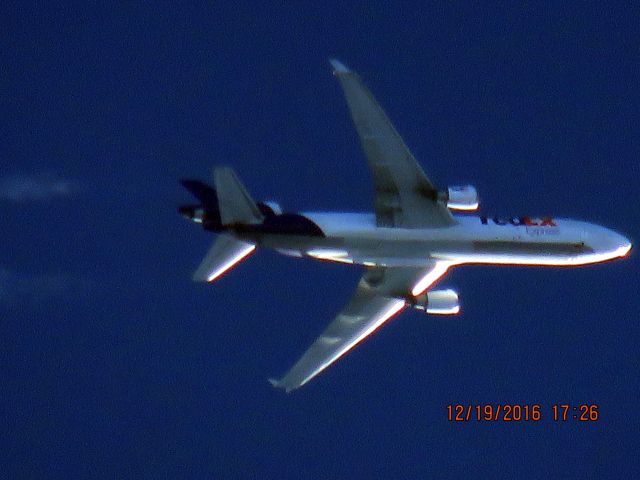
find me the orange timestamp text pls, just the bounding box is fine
[446,404,599,422]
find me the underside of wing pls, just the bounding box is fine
[330,59,456,229]
[270,262,452,392]
[270,292,406,392]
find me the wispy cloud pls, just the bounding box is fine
[0,173,76,202]
[0,269,89,305]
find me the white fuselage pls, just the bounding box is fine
[248,213,632,269]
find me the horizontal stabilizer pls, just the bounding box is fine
[180,179,219,210]
[193,234,256,282]
[214,167,264,226]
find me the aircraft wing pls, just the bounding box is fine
[270,262,452,392]
[330,59,456,228]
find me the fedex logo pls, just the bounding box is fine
[480,216,557,227]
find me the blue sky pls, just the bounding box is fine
[2,2,639,478]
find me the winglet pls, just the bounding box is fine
[269,378,293,393]
[268,377,292,393]
[268,378,280,387]
[180,179,219,210]
[329,58,350,75]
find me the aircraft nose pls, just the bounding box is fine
[609,230,632,258]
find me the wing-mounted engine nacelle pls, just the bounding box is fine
[439,185,479,211]
[257,200,283,216]
[412,289,460,315]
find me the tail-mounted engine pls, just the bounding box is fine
[439,185,479,211]
[412,289,460,315]
[179,205,206,224]
[258,201,283,216]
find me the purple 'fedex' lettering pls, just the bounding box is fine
[480,216,557,227]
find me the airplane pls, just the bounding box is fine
[179,59,632,392]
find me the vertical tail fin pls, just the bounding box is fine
[213,167,264,226]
